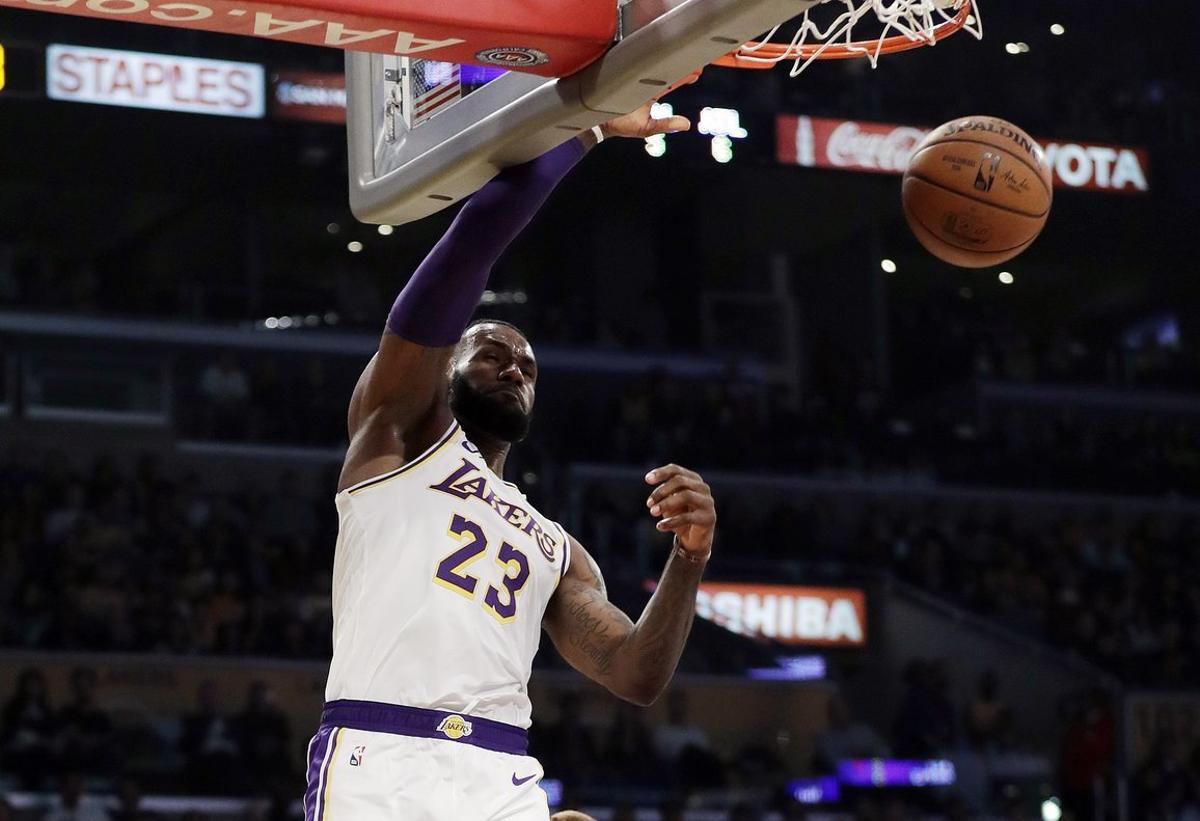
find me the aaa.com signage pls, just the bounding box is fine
[777,115,1150,194]
[47,44,264,118]
[695,582,866,647]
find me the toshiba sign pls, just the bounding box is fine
[683,582,866,647]
[777,115,1150,194]
[47,44,264,118]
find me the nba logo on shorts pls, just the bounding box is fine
[349,745,366,766]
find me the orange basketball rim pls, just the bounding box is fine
[714,0,980,72]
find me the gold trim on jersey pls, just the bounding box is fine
[346,422,461,495]
[321,727,344,819]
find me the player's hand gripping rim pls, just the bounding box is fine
[645,464,716,563]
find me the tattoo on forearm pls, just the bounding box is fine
[566,595,619,675]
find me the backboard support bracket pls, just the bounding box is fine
[346,0,820,225]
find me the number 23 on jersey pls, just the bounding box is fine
[434,513,531,623]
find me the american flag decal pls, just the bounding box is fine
[413,63,461,123]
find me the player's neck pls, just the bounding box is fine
[461,423,511,476]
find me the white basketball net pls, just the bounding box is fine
[738,0,983,76]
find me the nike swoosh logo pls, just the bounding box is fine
[511,773,538,786]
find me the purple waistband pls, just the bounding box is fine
[320,700,528,756]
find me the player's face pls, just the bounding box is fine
[449,325,537,443]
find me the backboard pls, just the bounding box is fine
[346,0,821,225]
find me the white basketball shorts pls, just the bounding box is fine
[304,700,549,821]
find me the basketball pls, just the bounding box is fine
[902,115,1053,268]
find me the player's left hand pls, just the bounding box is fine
[645,464,716,560]
[601,100,691,139]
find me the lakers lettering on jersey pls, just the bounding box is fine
[324,422,570,729]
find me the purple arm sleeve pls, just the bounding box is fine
[385,138,587,346]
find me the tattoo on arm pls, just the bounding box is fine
[548,538,704,705]
[565,591,619,676]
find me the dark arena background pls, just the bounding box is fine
[1,2,1199,820]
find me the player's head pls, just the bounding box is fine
[449,319,537,443]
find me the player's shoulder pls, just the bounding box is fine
[341,419,463,498]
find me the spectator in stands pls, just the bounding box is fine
[652,690,724,790]
[179,680,241,794]
[197,571,248,653]
[198,353,251,440]
[657,802,684,821]
[107,777,157,821]
[44,482,90,545]
[57,667,113,775]
[892,660,955,757]
[245,781,295,821]
[531,692,598,788]
[600,702,659,786]
[813,694,890,772]
[41,772,107,821]
[233,681,293,784]
[259,471,316,541]
[2,668,57,789]
[1132,739,1200,820]
[729,804,763,821]
[1132,734,1200,821]
[1060,689,1116,820]
[964,670,1011,752]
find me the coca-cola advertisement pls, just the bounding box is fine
[777,114,1150,194]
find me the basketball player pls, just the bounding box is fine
[304,102,717,821]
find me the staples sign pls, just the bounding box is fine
[778,115,1150,194]
[647,581,867,647]
[47,44,264,118]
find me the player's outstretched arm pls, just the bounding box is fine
[340,142,588,489]
[339,105,691,491]
[544,464,715,706]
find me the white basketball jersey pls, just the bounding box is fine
[324,421,570,729]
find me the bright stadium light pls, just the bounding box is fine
[264,317,279,329]
[711,135,734,163]
[698,107,748,139]
[1050,23,1065,35]
[647,103,673,158]
[1041,798,1063,821]
[347,241,363,253]
[999,271,1014,284]
[377,224,394,236]
[1005,42,1021,54]
[650,101,674,120]
[881,259,898,273]
[277,315,294,329]
[699,107,747,164]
